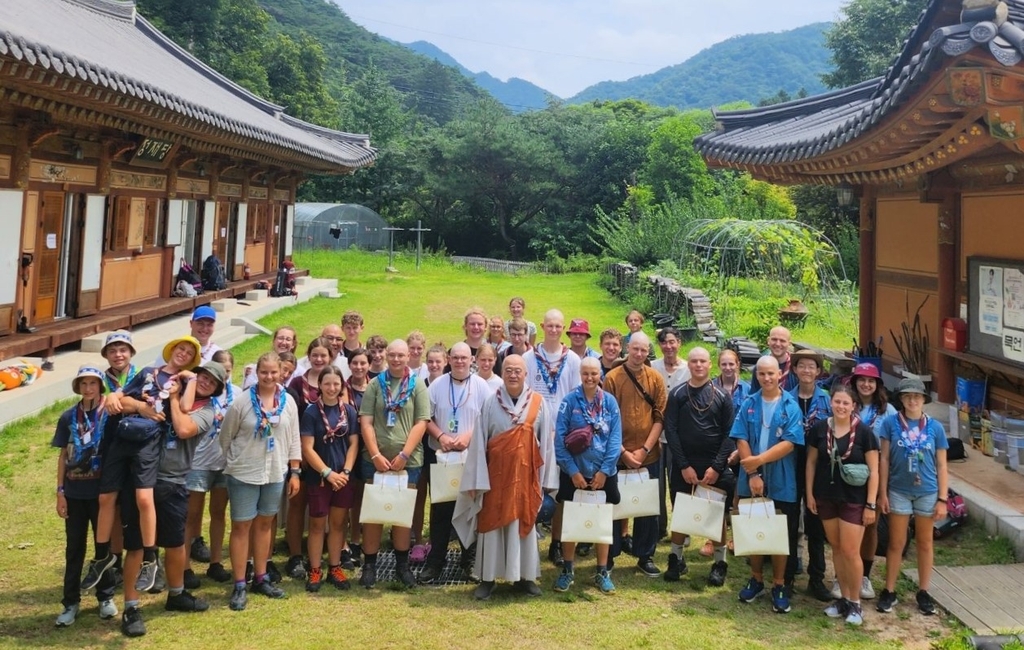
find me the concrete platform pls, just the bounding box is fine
[0,276,338,428]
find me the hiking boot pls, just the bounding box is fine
[81,554,115,591]
[229,585,247,611]
[595,569,615,594]
[548,543,564,567]
[190,536,211,563]
[327,565,351,591]
[252,579,286,599]
[663,553,687,582]
[396,563,416,588]
[348,543,363,568]
[621,534,634,556]
[183,568,200,590]
[738,578,765,603]
[876,588,898,613]
[121,605,146,637]
[824,598,849,618]
[359,562,377,589]
[636,557,661,578]
[285,554,306,580]
[708,560,728,587]
[553,568,574,592]
[206,562,231,583]
[861,576,876,600]
[135,558,159,593]
[165,590,209,612]
[577,542,592,557]
[771,585,791,613]
[266,560,283,584]
[916,589,936,616]
[515,579,542,597]
[845,601,864,626]
[340,548,356,572]
[417,562,444,585]
[474,581,496,601]
[55,603,79,627]
[306,567,324,593]
[98,599,117,620]
[807,578,832,602]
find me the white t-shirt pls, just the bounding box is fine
[427,373,492,451]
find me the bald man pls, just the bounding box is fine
[749,326,798,393]
[358,339,431,589]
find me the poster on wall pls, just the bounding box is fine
[968,257,1024,370]
[1004,268,1024,330]
[979,265,1003,335]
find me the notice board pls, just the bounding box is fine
[968,256,1024,368]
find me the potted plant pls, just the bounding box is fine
[890,295,932,382]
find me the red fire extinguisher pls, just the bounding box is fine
[243,262,251,280]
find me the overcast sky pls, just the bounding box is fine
[332,0,850,97]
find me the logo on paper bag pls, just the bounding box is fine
[585,521,593,529]
[384,504,393,512]
[450,479,459,488]
[631,496,640,504]
[693,514,702,522]
[756,532,765,541]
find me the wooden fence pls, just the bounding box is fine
[451,256,537,273]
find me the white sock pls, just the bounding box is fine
[713,545,727,563]
[670,543,684,559]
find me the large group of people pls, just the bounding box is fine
[52,299,950,637]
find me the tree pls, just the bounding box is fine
[641,114,716,203]
[822,0,925,89]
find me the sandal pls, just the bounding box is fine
[699,540,714,557]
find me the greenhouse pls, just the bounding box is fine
[293,203,390,252]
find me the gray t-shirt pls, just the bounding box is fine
[159,403,215,484]
[190,384,240,472]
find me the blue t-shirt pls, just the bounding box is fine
[713,376,750,413]
[857,402,897,441]
[555,386,622,479]
[878,413,948,496]
[300,401,359,483]
[730,390,804,503]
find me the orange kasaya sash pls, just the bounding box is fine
[477,393,543,538]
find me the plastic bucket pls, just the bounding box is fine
[1007,433,1024,473]
[956,377,987,416]
[992,428,1009,466]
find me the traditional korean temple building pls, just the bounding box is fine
[0,0,375,357]
[696,0,1024,409]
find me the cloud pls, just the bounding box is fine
[334,0,847,97]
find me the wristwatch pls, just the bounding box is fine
[865,503,877,511]
[340,468,352,476]
[288,468,301,478]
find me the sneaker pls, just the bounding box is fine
[595,569,615,594]
[359,562,377,589]
[553,568,574,593]
[135,558,159,593]
[460,544,478,582]
[340,548,356,572]
[876,588,898,613]
[417,562,443,585]
[548,543,564,567]
[99,599,117,620]
[860,576,876,600]
[808,578,832,602]
[165,590,210,612]
[285,555,306,581]
[708,561,728,587]
[845,601,864,626]
[252,578,286,599]
[183,568,200,590]
[206,562,231,583]
[664,553,687,582]
[829,579,842,600]
[348,543,363,568]
[81,554,115,591]
[515,579,542,597]
[306,566,324,592]
[147,559,166,594]
[621,535,634,556]
[636,557,661,578]
[55,603,79,627]
[190,536,211,563]
[121,605,146,637]
[396,563,416,588]
[474,580,496,601]
[738,578,765,603]
[577,542,592,557]
[916,589,936,616]
[771,585,791,613]
[328,565,351,591]
[266,560,283,584]
[824,598,849,618]
[244,560,254,584]
[229,585,248,611]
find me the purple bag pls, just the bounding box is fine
[564,425,594,455]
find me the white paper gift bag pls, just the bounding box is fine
[429,456,465,504]
[731,498,789,557]
[613,469,660,520]
[561,490,613,544]
[669,488,727,542]
[360,471,416,527]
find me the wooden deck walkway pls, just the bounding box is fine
[904,565,1024,634]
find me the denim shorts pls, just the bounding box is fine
[359,458,421,487]
[186,468,227,493]
[887,490,938,517]
[226,475,285,522]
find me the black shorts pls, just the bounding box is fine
[669,463,736,506]
[556,471,620,505]
[99,434,163,493]
[120,480,188,551]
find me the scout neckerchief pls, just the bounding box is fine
[581,386,605,431]
[318,398,348,443]
[70,396,106,464]
[448,374,471,433]
[497,385,534,423]
[798,390,828,432]
[301,370,322,407]
[896,412,930,485]
[249,385,285,439]
[208,383,234,440]
[378,368,415,427]
[104,365,137,393]
[534,345,569,395]
[777,353,792,386]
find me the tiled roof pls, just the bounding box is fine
[695,0,1024,167]
[0,0,376,171]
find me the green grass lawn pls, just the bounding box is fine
[0,251,1009,649]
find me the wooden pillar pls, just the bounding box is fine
[858,187,876,355]
[935,191,958,403]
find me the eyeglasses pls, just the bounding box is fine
[503,368,525,376]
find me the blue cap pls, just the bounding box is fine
[192,305,216,322]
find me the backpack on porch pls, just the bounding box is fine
[269,268,293,297]
[201,255,227,291]
[176,260,203,295]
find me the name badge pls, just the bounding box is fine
[267,437,275,452]
[269,415,280,425]
[81,431,92,446]
[166,437,177,450]
[386,411,397,428]
[448,418,458,433]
